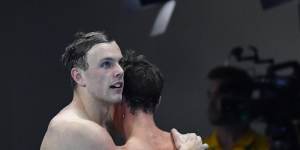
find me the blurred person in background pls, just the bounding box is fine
[204,66,269,150]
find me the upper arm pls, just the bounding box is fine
[41,120,116,150]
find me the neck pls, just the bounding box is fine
[71,88,114,126]
[123,111,162,140]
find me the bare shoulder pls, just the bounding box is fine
[41,115,115,150]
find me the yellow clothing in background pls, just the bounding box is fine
[204,129,269,150]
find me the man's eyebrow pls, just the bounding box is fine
[100,57,122,62]
[100,57,115,62]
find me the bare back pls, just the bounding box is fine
[123,130,176,150]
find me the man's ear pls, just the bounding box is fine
[71,67,86,87]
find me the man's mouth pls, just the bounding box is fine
[110,81,123,89]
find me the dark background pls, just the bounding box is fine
[6,0,300,149]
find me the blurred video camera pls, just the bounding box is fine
[223,45,300,150]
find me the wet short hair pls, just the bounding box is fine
[61,31,114,88]
[121,50,164,114]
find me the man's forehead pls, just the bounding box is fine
[88,41,119,52]
[87,42,122,59]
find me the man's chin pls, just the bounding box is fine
[108,96,122,103]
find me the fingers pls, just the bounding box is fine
[196,136,202,144]
[171,128,181,138]
[185,133,197,143]
[171,128,209,150]
[171,128,183,149]
[200,143,209,149]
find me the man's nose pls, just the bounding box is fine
[114,64,124,78]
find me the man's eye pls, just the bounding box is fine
[100,61,113,68]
